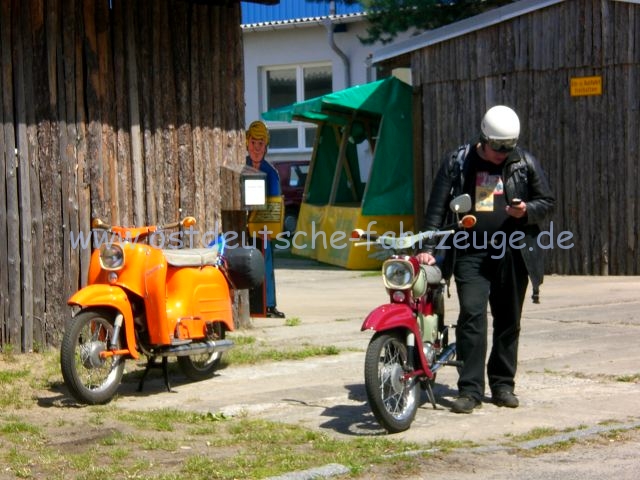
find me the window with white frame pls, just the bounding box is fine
[263,63,332,151]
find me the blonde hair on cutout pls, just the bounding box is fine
[246,120,270,147]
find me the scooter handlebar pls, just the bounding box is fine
[181,216,197,228]
[350,214,476,251]
[90,216,198,239]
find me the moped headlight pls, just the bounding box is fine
[382,259,415,290]
[99,244,125,271]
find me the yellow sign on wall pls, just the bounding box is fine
[570,76,602,97]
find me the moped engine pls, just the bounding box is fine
[420,313,439,366]
[422,342,436,366]
[420,313,438,345]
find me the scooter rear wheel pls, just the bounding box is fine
[364,332,419,433]
[60,308,125,405]
[177,353,221,381]
[177,323,225,381]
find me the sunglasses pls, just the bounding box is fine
[486,138,517,153]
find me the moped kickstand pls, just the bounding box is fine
[138,356,172,393]
[424,380,437,409]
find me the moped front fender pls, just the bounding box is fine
[68,285,140,359]
[361,303,432,377]
[361,303,422,338]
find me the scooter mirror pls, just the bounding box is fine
[182,217,197,228]
[449,194,472,213]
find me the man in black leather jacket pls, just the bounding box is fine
[416,106,555,414]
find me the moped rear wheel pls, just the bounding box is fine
[60,309,125,405]
[177,323,225,381]
[177,353,220,381]
[364,332,419,433]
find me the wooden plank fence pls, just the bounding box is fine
[0,0,247,351]
[410,0,639,276]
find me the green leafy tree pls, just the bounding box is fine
[308,0,516,44]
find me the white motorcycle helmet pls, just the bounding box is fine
[480,105,520,152]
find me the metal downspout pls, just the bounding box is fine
[324,1,350,87]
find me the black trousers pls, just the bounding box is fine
[453,248,529,401]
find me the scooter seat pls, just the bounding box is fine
[162,247,220,267]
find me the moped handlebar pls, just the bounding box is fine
[90,216,197,240]
[156,216,197,231]
[351,214,476,251]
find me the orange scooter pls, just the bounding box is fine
[60,217,263,404]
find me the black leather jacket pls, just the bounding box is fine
[422,143,555,302]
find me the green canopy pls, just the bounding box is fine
[262,77,413,216]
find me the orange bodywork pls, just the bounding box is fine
[72,240,233,352]
[160,265,234,344]
[68,283,140,359]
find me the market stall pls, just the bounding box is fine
[262,77,414,269]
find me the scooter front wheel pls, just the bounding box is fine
[60,308,125,405]
[364,332,419,433]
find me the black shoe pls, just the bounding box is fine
[266,307,285,318]
[451,395,482,414]
[492,390,519,408]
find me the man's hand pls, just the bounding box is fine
[506,201,527,219]
[416,252,436,265]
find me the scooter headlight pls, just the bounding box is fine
[99,244,125,271]
[382,259,416,290]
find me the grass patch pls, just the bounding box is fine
[225,344,340,365]
[0,420,42,435]
[0,367,426,480]
[227,334,256,346]
[526,438,577,454]
[505,426,560,443]
[284,316,301,326]
[359,270,380,278]
[540,368,640,384]
[115,409,226,432]
[0,370,30,384]
[1,351,62,409]
[193,418,425,478]
[3,342,637,479]
[427,438,478,452]
[223,334,340,365]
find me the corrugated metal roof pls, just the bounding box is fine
[372,0,564,64]
[241,0,364,25]
[241,12,366,32]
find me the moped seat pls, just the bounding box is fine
[162,248,220,267]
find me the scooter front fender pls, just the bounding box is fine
[361,303,421,339]
[68,285,140,359]
[362,303,432,378]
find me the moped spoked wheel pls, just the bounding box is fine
[364,332,419,433]
[60,309,125,405]
[177,353,220,381]
[177,325,225,381]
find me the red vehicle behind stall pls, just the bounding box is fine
[274,160,309,233]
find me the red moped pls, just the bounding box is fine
[353,194,476,432]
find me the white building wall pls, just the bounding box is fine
[243,20,414,161]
